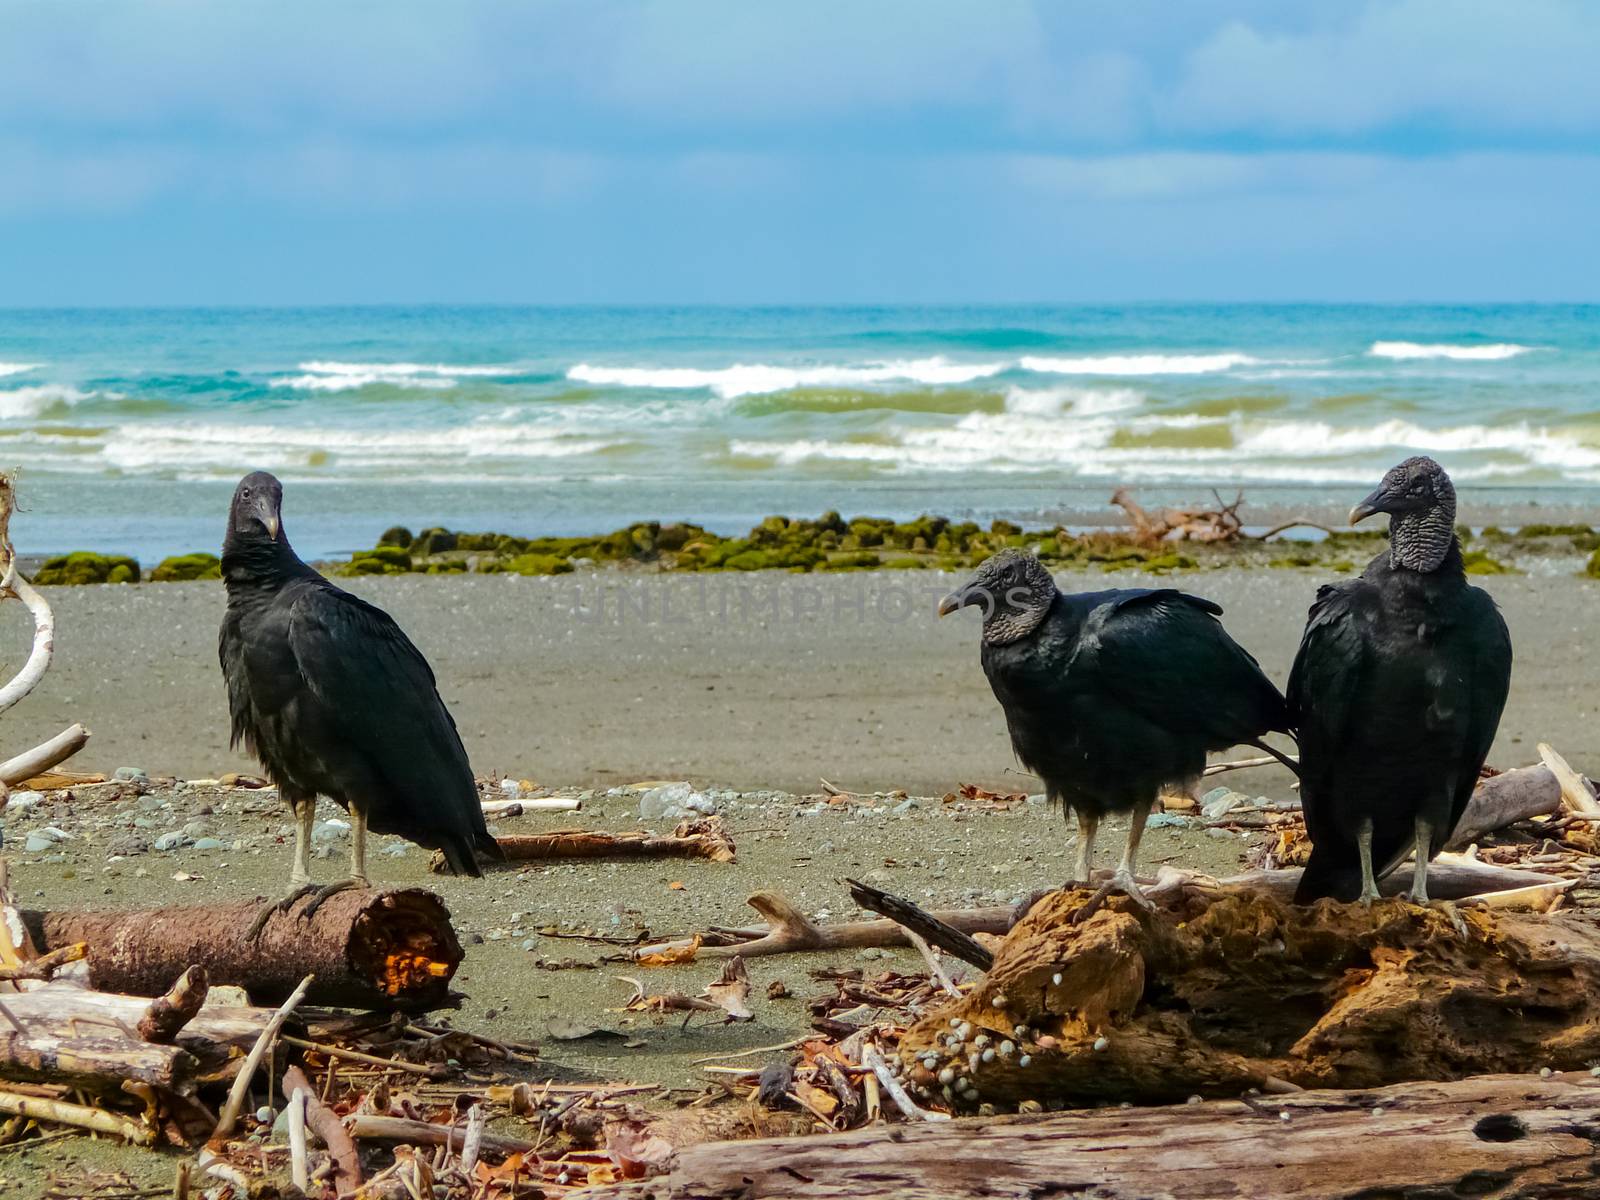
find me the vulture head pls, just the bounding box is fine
[1350,456,1458,573]
[228,471,285,543]
[938,549,1056,644]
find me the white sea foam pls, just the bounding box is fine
[0,362,40,378]
[1367,341,1533,361]
[0,384,90,419]
[567,357,1007,399]
[1003,385,1143,417]
[272,361,521,392]
[1019,352,1261,376]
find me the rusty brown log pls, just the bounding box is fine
[283,1065,361,1192]
[454,817,736,870]
[24,887,462,1012]
[576,1074,1600,1199]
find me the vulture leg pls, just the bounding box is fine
[245,797,319,939]
[1407,817,1432,904]
[1356,818,1382,906]
[302,806,372,921]
[1072,799,1156,923]
[1071,808,1099,885]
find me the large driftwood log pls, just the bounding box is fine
[0,982,291,1092]
[894,888,1600,1110]
[24,887,462,1011]
[577,1074,1600,1200]
[448,817,737,871]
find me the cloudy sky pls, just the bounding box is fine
[1,0,1595,304]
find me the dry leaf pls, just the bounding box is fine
[605,1118,677,1179]
[703,954,754,1021]
[171,872,201,882]
[668,881,687,891]
[636,934,700,967]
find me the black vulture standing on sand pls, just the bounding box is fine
[220,472,501,928]
[940,549,1292,906]
[1290,456,1511,905]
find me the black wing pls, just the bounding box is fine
[1287,580,1382,901]
[1446,586,1513,838]
[1075,590,1289,747]
[288,584,497,873]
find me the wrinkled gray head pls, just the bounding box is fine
[1349,455,1457,572]
[228,471,285,543]
[938,548,1057,644]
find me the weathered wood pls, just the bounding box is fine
[1447,764,1563,848]
[137,965,209,1043]
[845,879,994,970]
[455,817,736,870]
[284,1065,361,1193]
[0,1087,155,1146]
[346,1113,537,1157]
[24,886,462,1011]
[632,892,1015,962]
[576,1074,1600,1199]
[0,982,287,1091]
[896,889,1600,1111]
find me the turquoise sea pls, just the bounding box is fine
[1,305,1597,561]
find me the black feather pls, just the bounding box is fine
[977,580,1291,820]
[1289,542,1512,903]
[218,472,502,875]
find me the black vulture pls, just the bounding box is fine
[1289,456,1512,905]
[940,549,1292,904]
[220,471,501,925]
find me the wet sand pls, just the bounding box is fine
[5,567,1597,793]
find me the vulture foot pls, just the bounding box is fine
[244,883,320,940]
[301,877,371,922]
[1070,870,1155,925]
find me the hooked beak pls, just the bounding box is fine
[1348,489,1385,526]
[254,495,281,541]
[937,583,972,617]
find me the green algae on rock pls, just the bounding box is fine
[35,551,141,585]
[151,552,222,582]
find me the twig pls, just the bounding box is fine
[0,942,85,983]
[0,724,91,789]
[458,1103,485,1177]
[690,1036,808,1066]
[1203,755,1297,777]
[904,929,961,997]
[284,1065,360,1192]
[845,879,996,970]
[1248,519,1340,540]
[0,1087,154,1144]
[211,972,314,1142]
[347,1113,537,1157]
[860,1044,948,1123]
[280,1034,444,1077]
[286,1087,309,1192]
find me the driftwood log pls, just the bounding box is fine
[895,888,1600,1110]
[0,981,292,1093]
[445,817,737,871]
[24,887,462,1011]
[577,1074,1600,1200]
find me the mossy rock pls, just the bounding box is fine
[36,551,142,586]
[657,523,706,553]
[424,560,468,574]
[990,519,1022,536]
[1268,554,1319,569]
[822,552,881,571]
[882,556,926,569]
[1141,553,1197,573]
[1462,550,1515,576]
[377,525,414,548]
[1520,523,1594,538]
[341,546,413,576]
[151,552,221,582]
[506,553,574,576]
[410,527,458,556]
[1587,548,1600,579]
[1574,532,1600,552]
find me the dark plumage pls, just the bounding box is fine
[220,472,501,915]
[940,549,1291,900]
[1290,456,1512,904]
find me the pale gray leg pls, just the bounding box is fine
[1073,808,1099,885]
[1109,797,1156,909]
[1408,816,1431,904]
[303,805,373,921]
[1357,817,1381,905]
[289,797,315,888]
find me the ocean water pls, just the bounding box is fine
[1,304,1597,562]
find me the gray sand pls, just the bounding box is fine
[5,567,1597,793]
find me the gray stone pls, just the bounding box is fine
[154,830,192,852]
[114,767,149,783]
[192,837,227,851]
[312,819,350,843]
[6,792,41,814]
[23,834,54,853]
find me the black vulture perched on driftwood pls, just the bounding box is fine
[220,472,501,927]
[940,549,1292,906]
[1290,456,1512,905]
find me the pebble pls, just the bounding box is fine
[192,837,227,851]
[312,819,350,843]
[153,831,191,852]
[892,797,921,814]
[114,767,150,784]
[7,791,41,814]
[381,842,411,857]
[23,834,54,853]
[1093,1037,1109,1052]
[254,1105,274,1124]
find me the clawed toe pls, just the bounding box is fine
[1070,874,1154,925]
[300,878,370,923]
[245,883,319,940]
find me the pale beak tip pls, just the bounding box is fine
[937,593,961,618]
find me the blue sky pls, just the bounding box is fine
[1,0,1596,305]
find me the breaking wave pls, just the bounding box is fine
[1367,341,1533,361]
[567,358,1008,399]
[272,361,523,392]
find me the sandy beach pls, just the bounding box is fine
[7,566,1598,794]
